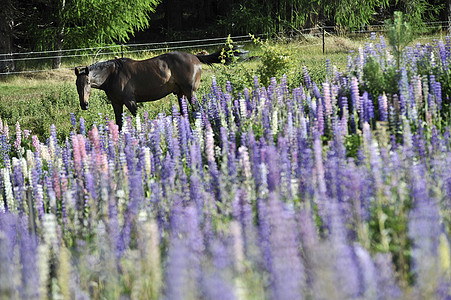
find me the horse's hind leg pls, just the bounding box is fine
[180,86,199,111]
[177,92,188,116]
[123,95,138,116]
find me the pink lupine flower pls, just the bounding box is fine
[3,121,9,141]
[72,135,81,174]
[32,135,40,153]
[89,125,100,152]
[23,129,31,140]
[53,170,61,201]
[14,121,21,151]
[77,134,87,162]
[109,120,119,145]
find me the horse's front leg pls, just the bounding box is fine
[112,101,124,130]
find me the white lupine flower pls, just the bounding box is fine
[40,145,50,162]
[239,97,247,119]
[136,115,142,133]
[42,213,58,247]
[144,147,152,177]
[20,157,27,182]
[238,146,251,180]
[271,109,278,134]
[3,168,15,212]
[195,116,203,148]
[206,126,215,163]
[49,136,56,159]
[38,244,50,298]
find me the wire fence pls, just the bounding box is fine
[1,21,450,76]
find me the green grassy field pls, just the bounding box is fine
[0,34,442,141]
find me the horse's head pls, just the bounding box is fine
[75,66,91,110]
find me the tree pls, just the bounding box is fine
[449,0,451,34]
[20,0,161,68]
[0,0,15,73]
[385,11,414,69]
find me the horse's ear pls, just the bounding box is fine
[75,67,79,76]
[85,66,89,75]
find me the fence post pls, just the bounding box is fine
[121,44,124,58]
[322,27,325,54]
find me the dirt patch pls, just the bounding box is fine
[21,68,75,82]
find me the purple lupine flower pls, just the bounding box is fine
[0,213,18,295]
[354,245,377,298]
[165,204,203,300]
[366,93,374,121]
[312,83,321,101]
[434,81,442,110]
[190,142,203,178]
[70,112,76,130]
[297,209,319,284]
[326,59,332,78]
[339,96,349,135]
[317,100,324,136]
[244,87,252,114]
[85,171,97,201]
[327,200,361,299]
[163,231,192,300]
[378,93,388,121]
[120,168,144,254]
[201,239,236,300]
[360,92,367,123]
[50,123,57,146]
[278,137,292,199]
[262,106,271,137]
[374,253,402,299]
[370,31,376,41]
[408,164,443,298]
[302,66,312,90]
[181,96,189,116]
[18,217,40,299]
[79,117,86,135]
[350,77,359,115]
[265,193,306,299]
[438,40,448,68]
[264,145,280,193]
[232,189,260,263]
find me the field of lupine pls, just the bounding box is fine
[1,35,451,300]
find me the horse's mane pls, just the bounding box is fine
[89,60,116,73]
[113,57,132,71]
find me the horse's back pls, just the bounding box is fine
[110,51,202,102]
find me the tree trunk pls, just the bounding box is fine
[0,0,15,73]
[52,28,64,69]
[448,0,451,35]
[52,0,66,69]
[165,0,182,32]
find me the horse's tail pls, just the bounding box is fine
[196,49,246,65]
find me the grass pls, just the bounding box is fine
[0,33,445,141]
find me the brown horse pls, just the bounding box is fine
[75,50,230,130]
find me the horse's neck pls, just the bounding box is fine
[89,61,115,89]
